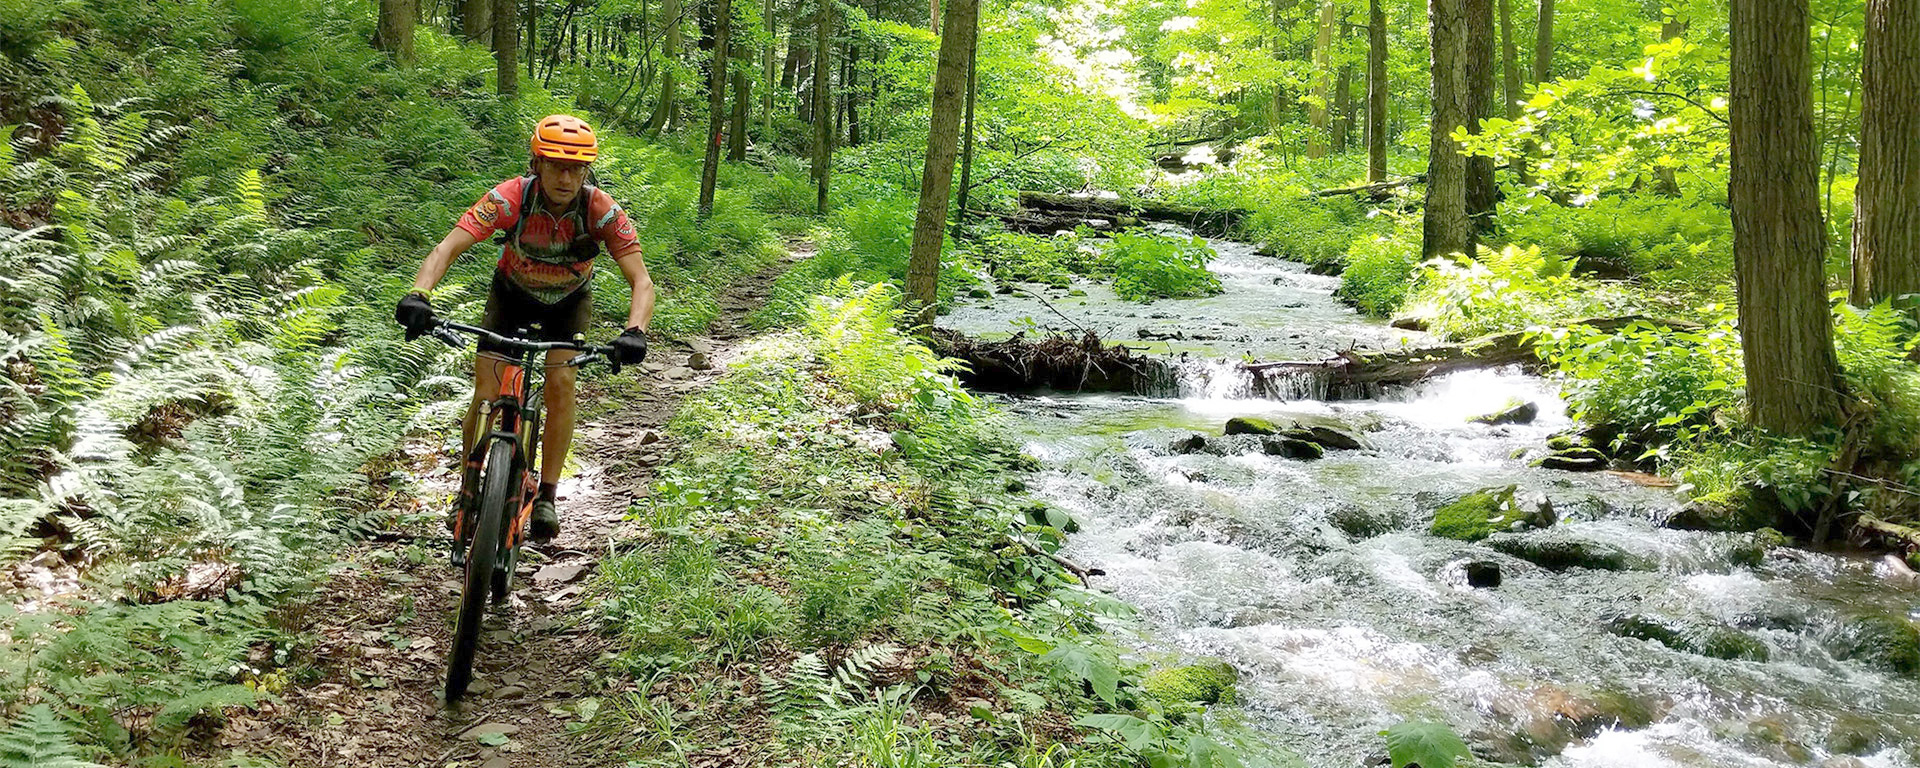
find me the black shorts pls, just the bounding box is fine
[478,272,594,356]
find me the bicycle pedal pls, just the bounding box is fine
[450,539,466,568]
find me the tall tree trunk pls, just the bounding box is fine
[701,0,733,217]
[955,27,980,235]
[763,0,777,138]
[730,33,751,160]
[1334,64,1354,152]
[1367,0,1388,183]
[846,43,862,146]
[1464,0,1496,231]
[1271,0,1288,128]
[931,0,941,31]
[1532,0,1552,83]
[494,0,519,94]
[526,0,537,78]
[1500,0,1527,184]
[1850,0,1920,305]
[1424,0,1472,259]
[1730,0,1841,434]
[376,0,417,63]
[1308,1,1336,158]
[811,0,832,213]
[462,0,492,42]
[647,0,684,134]
[907,0,979,327]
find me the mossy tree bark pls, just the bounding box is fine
[729,18,751,161]
[1532,0,1552,83]
[906,0,979,327]
[1850,0,1920,306]
[1730,0,1841,434]
[461,0,491,43]
[1424,0,1472,259]
[1367,0,1388,183]
[954,27,980,234]
[1464,0,1496,233]
[1307,1,1337,158]
[493,0,519,95]
[375,0,416,63]
[811,0,833,213]
[700,0,733,218]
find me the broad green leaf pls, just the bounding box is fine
[1383,720,1471,768]
[1074,713,1159,751]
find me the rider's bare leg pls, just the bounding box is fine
[540,348,580,484]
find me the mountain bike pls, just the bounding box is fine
[427,319,622,702]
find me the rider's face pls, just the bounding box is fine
[535,157,590,207]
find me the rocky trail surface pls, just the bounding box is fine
[253,249,804,767]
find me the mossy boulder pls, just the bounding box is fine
[1537,447,1609,472]
[1262,436,1325,460]
[1662,493,1780,533]
[1142,661,1238,706]
[1607,614,1770,662]
[1224,417,1283,436]
[1729,528,1790,568]
[1484,531,1645,571]
[1829,615,1920,676]
[1469,398,1540,426]
[1431,485,1531,542]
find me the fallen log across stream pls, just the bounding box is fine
[989,191,1250,237]
[1244,315,1704,392]
[929,329,1172,393]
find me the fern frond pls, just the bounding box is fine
[0,704,104,768]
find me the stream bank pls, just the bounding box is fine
[944,234,1920,767]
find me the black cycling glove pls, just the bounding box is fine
[611,327,649,365]
[395,293,436,341]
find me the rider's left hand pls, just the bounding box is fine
[611,327,649,365]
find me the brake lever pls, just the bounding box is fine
[432,326,465,349]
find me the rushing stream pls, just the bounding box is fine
[946,234,1920,767]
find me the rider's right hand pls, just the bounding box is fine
[395,292,436,341]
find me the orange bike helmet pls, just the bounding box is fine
[531,114,598,162]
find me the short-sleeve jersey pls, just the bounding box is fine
[455,177,642,304]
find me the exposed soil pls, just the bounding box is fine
[253,248,805,768]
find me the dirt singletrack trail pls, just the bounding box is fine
[258,248,806,767]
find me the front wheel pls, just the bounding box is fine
[447,438,515,703]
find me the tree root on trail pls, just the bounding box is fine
[930,328,1171,394]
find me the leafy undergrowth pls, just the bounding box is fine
[585,284,1288,767]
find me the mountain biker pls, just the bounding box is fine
[394,114,655,543]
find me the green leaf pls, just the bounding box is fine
[1074,713,1160,751]
[1383,720,1471,768]
[477,732,510,747]
[1045,643,1121,704]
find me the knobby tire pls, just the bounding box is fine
[447,438,515,702]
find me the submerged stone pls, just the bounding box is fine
[1607,614,1770,662]
[1142,661,1238,706]
[1327,504,1399,539]
[1728,528,1790,568]
[1465,560,1502,588]
[1483,530,1644,571]
[1663,495,1779,533]
[1170,433,1209,454]
[1829,614,1920,676]
[1469,398,1539,426]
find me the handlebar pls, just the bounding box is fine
[431,320,625,374]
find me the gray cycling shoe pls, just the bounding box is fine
[529,498,560,543]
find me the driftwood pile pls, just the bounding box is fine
[981,191,1250,238]
[930,329,1171,394]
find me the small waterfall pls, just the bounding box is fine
[1167,357,1383,402]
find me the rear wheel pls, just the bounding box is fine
[447,438,515,702]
